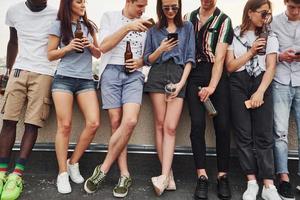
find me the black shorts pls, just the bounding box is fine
[144,59,186,98]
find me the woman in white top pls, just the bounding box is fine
[225,0,280,200]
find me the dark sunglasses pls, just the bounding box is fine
[162,6,179,12]
[256,10,272,19]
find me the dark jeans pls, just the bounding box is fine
[186,62,230,172]
[229,70,274,179]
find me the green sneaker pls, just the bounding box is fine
[84,165,106,194]
[0,172,7,197]
[113,175,132,198]
[1,173,23,200]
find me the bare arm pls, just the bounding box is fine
[199,42,228,101]
[170,62,192,99]
[47,35,83,61]
[100,19,149,53]
[6,27,18,74]
[84,33,101,59]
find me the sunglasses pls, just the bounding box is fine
[162,6,179,12]
[255,10,272,19]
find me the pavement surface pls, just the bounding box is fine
[6,151,300,200]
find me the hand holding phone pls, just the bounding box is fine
[167,33,178,41]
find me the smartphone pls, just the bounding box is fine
[295,52,300,56]
[167,33,178,41]
[144,18,155,29]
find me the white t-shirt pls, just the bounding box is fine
[228,26,279,72]
[98,11,147,77]
[5,2,57,76]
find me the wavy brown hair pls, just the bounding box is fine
[240,0,272,36]
[57,0,97,45]
[156,0,183,29]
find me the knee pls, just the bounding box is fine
[164,124,176,137]
[123,117,138,130]
[110,118,121,130]
[58,122,72,137]
[86,120,100,132]
[155,119,164,131]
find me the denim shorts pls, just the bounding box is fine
[100,64,145,109]
[52,74,96,95]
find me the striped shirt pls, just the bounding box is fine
[186,7,233,64]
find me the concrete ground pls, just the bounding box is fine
[7,152,300,200]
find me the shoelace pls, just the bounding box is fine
[198,178,208,190]
[117,176,127,188]
[91,170,105,185]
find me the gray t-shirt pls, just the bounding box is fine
[49,19,94,79]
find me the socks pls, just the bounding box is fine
[13,158,27,176]
[0,157,9,174]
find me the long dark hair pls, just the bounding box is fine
[57,0,97,45]
[240,0,272,36]
[156,0,183,29]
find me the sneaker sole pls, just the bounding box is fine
[279,194,295,200]
[84,180,95,194]
[113,190,128,198]
[151,177,163,196]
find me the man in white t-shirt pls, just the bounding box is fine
[84,0,151,197]
[0,1,56,199]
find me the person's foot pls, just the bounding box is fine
[1,173,23,200]
[151,175,169,196]
[242,180,259,200]
[113,175,132,198]
[84,165,106,194]
[261,184,281,200]
[194,175,208,200]
[217,174,231,199]
[278,181,295,200]
[0,172,7,197]
[67,159,84,184]
[57,172,71,194]
[166,170,176,191]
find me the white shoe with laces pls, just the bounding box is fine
[57,172,72,194]
[67,159,84,184]
[242,180,259,200]
[261,184,281,200]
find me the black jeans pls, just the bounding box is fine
[186,62,231,172]
[229,70,274,179]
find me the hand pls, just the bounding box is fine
[279,49,297,63]
[125,58,143,72]
[169,82,184,99]
[157,38,178,53]
[198,86,215,102]
[82,36,92,49]
[65,38,84,52]
[250,38,267,55]
[126,19,149,32]
[250,90,264,108]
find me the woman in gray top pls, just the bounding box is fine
[47,0,101,194]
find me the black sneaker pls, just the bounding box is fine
[217,175,231,199]
[278,181,295,200]
[194,175,208,200]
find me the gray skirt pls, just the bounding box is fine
[144,59,186,98]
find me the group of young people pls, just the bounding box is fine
[0,0,299,200]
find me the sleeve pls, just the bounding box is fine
[98,12,112,44]
[184,22,196,67]
[143,28,154,66]
[218,17,234,45]
[5,6,15,27]
[48,20,61,37]
[266,33,279,55]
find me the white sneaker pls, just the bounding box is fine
[261,184,281,200]
[57,172,72,194]
[242,180,259,200]
[67,159,84,184]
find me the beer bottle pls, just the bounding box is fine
[257,24,268,55]
[124,41,133,74]
[0,69,9,95]
[74,19,84,53]
[198,86,218,117]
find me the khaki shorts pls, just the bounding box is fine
[1,69,53,128]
